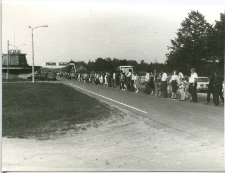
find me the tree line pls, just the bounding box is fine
[54,10,224,77]
[60,58,167,74]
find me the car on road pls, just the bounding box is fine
[197,77,209,92]
[27,74,45,81]
[47,72,56,81]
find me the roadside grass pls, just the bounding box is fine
[2,78,30,82]
[2,83,112,139]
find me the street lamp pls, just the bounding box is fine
[9,43,26,51]
[28,25,48,83]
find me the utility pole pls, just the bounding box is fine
[28,25,48,83]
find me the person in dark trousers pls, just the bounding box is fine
[130,72,135,92]
[126,69,132,91]
[214,69,224,106]
[204,71,216,105]
[161,69,168,98]
[115,71,120,89]
[144,71,150,94]
[189,68,198,103]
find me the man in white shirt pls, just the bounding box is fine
[153,70,158,95]
[189,68,198,103]
[144,71,150,94]
[161,69,168,98]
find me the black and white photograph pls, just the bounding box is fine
[2,0,225,171]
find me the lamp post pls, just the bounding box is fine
[9,43,26,52]
[28,25,48,83]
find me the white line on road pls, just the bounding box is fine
[64,83,148,114]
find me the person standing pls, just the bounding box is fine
[99,73,104,85]
[178,70,184,81]
[170,70,179,99]
[157,72,162,96]
[214,69,224,106]
[111,71,116,88]
[130,72,135,92]
[189,68,198,103]
[185,76,190,99]
[144,71,150,94]
[115,71,120,89]
[178,78,185,101]
[161,69,168,98]
[134,72,140,93]
[104,73,108,86]
[120,71,125,90]
[153,70,158,96]
[126,69,132,91]
[204,71,216,105]
[149,72,155,95]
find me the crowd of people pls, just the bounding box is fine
[59,68,224,106]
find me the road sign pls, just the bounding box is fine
[59,62,69,66]
[70,63,75,65]
[46,62,56,66]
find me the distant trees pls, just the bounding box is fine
[59,57,166,73]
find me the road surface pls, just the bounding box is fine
[59,77,224,147]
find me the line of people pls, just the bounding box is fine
[77,69,141,93]
[143,68,224,106]
[60,68,224,106]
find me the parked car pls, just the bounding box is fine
[197,77,209,92]
[47,72,56,81]
[27,74,45,81]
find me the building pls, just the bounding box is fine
[2,49,41,79]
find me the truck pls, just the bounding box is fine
[118,66,133,73]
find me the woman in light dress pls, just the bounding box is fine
[170,70,179,99]
[134,72,140,93]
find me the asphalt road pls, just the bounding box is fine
[58,77,224,147]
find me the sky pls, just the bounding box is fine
[2,0,225,68]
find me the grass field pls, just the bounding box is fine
[2,78,30,82]
[2,82,112,139]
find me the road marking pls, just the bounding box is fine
[64,83,148,114]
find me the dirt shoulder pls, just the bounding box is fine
[2,101,224,171]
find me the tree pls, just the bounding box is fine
[94,58,108,72]
[208,13,225,68]
[166,10,213,71]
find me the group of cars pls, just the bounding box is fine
[27,72,57,81]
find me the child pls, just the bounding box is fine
[179,78,185,101]
[184,76,189,100]
[134,72,140,93]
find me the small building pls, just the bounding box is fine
[2,49,41,79]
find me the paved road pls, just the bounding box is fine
[58,77,224,147]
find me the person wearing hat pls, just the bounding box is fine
[189,68,198,103]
